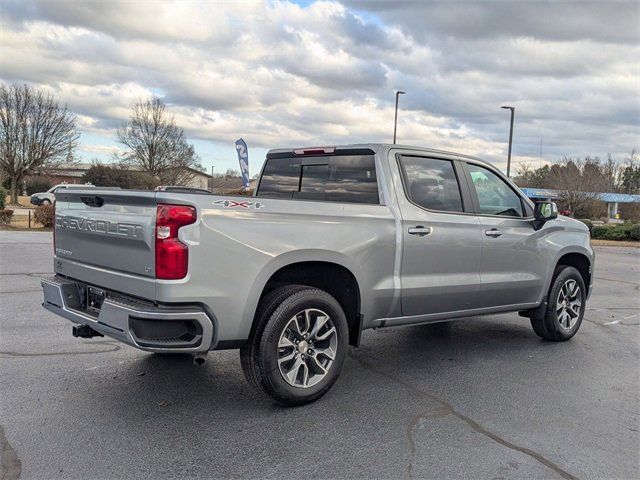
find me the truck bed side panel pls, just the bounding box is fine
[154,192,398,342]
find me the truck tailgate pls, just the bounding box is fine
[54,189,157,283]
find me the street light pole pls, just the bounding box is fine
[501,106,515,177]
[393,90,405,144]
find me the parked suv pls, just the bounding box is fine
[40,144,593,405]
[30,183,94,205]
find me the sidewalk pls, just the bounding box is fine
[4,205,35,216]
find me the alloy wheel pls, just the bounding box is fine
[556,279,582,330]
[277,308,337,388]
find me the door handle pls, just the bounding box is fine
[485,228,503,237]
[408,226,432,237]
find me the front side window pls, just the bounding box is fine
[257,154,379,204]
[398,156,464,212]
[467,163,523,217]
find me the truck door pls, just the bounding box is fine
[395,154,484,316]
[462,161,548,307]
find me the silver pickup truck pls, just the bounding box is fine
[41,144,594,406]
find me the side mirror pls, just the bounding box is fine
[533,201,558,230]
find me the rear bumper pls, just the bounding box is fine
[41,275,216,352]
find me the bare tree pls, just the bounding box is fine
[545,158,603,217]
[0,83,79,203]
[601,154,621,193]
[117,96,203,186]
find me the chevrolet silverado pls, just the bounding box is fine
[41,144,594,405]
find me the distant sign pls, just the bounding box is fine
[235,138,250,190]
[520,187,640,204]
[520,187,559,199]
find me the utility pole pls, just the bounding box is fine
[501,106,515,177]
[539,138,543,169]
[393,91,406,144]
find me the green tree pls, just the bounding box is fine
[513,163,550,188]
[620,150,640,194]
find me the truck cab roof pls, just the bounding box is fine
[266,143,493,167]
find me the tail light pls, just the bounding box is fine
[155,204,197,280]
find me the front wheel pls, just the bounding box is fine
[240,287,348,406]
[531,266,586,341]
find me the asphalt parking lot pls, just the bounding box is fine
[1,231,638,480]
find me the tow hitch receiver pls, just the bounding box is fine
[72,324,104,339]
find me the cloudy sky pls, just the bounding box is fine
[1,0,638,175]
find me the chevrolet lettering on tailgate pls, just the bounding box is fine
[56,215,144,239]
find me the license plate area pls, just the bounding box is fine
[87,287,106,313]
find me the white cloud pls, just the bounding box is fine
[79,143,122,155]
[0,0,637,171]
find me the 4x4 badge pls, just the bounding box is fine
[212,199,265,209]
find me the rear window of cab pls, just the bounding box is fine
[257,154,380,205]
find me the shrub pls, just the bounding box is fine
[225,188,254,196]
[25,177,53,195]
[34,204,55,227]
[591,223,640,241]
[0,209,13,225]
[0,186,6,210]
[605,227,629,241]
[127,170,161,189]
[591,226,608,239]
[82,164,160,190]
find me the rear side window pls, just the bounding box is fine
[398,156,464,213]
[257,155,379,204]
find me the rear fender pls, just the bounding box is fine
[238,250,364,340]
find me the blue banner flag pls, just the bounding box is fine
[235,138,250,190]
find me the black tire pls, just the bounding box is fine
[530,266,586,341]
[241,286,348,406]
[529,312,550,338]
[240,285,308,389]
[41,199,51,205]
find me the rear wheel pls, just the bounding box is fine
[240,285,308,389]
[240,286,348,406]
[530,266,586,341]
